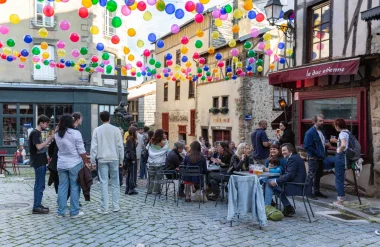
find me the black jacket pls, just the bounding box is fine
[230,154,249,171]
[164,149,183,171]
[279,128,295,147]
[124,139,137,165]
[77,166,93,201]
[47,140,59,188]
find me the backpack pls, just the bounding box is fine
[265,205,284,221]
[342,130,361,161]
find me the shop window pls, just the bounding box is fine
[175,80,180,100]
[190,110,195,136]
[273,87,289,110]
[2,117,17,146]
[3,104,17,114]
[309,1,330,61]
[213,97,219,108]
[176,49,181,65]
[164,83,168,101]
[37,104,72,129]
[34,0,55,27]
[222,96,228,108]
[19,104,34,115]
[33,45,56,81]
[188,80,195,98]
[104,9,116,37]
[99,105,118,115]
[103,53,116,85]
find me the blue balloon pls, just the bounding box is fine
[248,11,256,19]
[147,72,152,76]
[167,68,171,72]
[99,0,107,7]
[6,56,13,62]
[141,71,146,76]
[192,75,198,81]
[125,0,135,6]
[203,65,209,71]
[65,61,71,67]
[246,65,252,71]
[165,3,175,14]
[23,35,33,44]
[80,64,87,68]
[279,58,286,64]
[20,49,29,57]
[181,56,188,63]
[232,75,237,80]
[60,59,65,63]
[215,53,222,60]
[164,73,169,77]
[278,42,285,49]
[96,42,105,51]
[166,54,172,60]
[157,39,165,48]
[226,67,232,73]
[175,9,185,19]
[220,7,226,15]
[100,63,105,68]
[148,33,157,42]
[195,3,204,14]
[279,10,284,19]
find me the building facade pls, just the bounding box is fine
[0,0,130,153]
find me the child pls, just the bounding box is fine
[259,157,282,184]
[16,145,29,165]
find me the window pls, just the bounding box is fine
[162,112,169,139]
[3,117,17,146]
[190,110,196,136]
[103,53,115,85]
[34,0,54,27]
[310,1,330,61]
[105,10,116,37]
[3,104,17,114]
[33,45,55,81]
[273,87,288,109]
[37,104,72,129]
[128,100,138,112]
[98,105,118,115]
[222,96,228,108]
[188,80,195,98]
[225,58,235,75]
[175,49,181,65]
[299,88,367,155]
[213,97,219,108]
[164,83,168,101]
[175,80,180,100]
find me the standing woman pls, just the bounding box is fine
[55,114,87,218]
[277,121,295,147]
[124,126,138,195]
[72,112,83,130]
[331,119,349,207]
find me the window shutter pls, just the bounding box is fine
[104,53,116,85]
[162,113,169,131]
[33,45,56,81]
[190,110,195,135]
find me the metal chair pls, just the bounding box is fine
[177,165,205,208]
[215,171,230,207]
[11,152,21,176]
[151,170,177,207]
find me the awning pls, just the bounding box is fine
[361,6,380,21]
[271,104,293,129]
[268,58,360,87]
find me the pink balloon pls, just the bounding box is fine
[250,28,259,38]
[274,54,279,62]
[248,58,255,64]
[194,13,204,23]
[59,20,70,31]
[103,60,110,65]
[147,0,156,5]
[56,40,65,49]
[231,48,239,57]
[121,5,132,16]
[0,25,9,35]
[212,9,221,18]
[32,56,40,63]
[163,68,168,73]
[217,61,225,68]
[136,61,142,67]
[49,61,55,68]
[18,63,24,68]
[61,0,70,2]
[171,24,180,34]
[71,49,80,58]
[126,64,132,70]
[96,67,104,73]
[187,68,191,72]
[317,43,324,50]
[266,49,273,56]
[220,14,228,20]
[241,72,246,77]
[169,72,173,76]
[258,42,265,50]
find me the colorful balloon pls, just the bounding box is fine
[70,32,80,42]
[0,25,9,35]
[96,42,104,51]
[175,8,185,19]
[165,3,175,14]
[148,33,157,42]
[38,28,49,38]
[251,28,259,38]
[24,35,33,43]
[185,1,195,12]
[195,40,203,49]
[196,29,204,37]
[78,7,89,18]
[43,5,54,17]
[194,13,204,23]
[6,39,15,47]
[106,0,117,12]
[256,13,265,22]
[171,24,180,34]
[112,16,122,27]
[123,46,130,55]
[111,35,120,44]
[59,20,70,30]
[157,39,164,48]
[9,14,20,24]
[156,0,166,11]
[127,28,136,37]
[137,39,144,48]
[143,11,152,21]
[72,49,80,57]
[40,41,48,50]
[121,5,132,16]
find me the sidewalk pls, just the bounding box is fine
[296,189,380,223]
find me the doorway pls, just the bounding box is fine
[212,130,231,144]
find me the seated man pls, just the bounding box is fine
[265,143,308,216]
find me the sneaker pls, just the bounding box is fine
[128,190,138,195]
[71,212,84,219]
[97,209,109,215]
[32,207,49,214]
[333,200,344,207]
[282,205,296,217]
[314,191,328,199]
[56,214,65,218]
[40,205,49,210]
[113,207,120,212]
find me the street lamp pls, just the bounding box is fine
[278,97,288,122]
[264,0,294,38]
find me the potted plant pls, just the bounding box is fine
[220,106,229,114]
[209,107,220,114]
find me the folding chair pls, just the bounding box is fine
[177,165,205,208]
[11,152,21,176]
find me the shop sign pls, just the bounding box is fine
[212,117,230,123]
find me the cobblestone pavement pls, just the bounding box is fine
[1,172,380,247]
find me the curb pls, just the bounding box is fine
[293,197,380,223]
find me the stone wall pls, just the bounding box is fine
[138,94,156,127]
[369,77,380,197]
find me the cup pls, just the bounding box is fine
[249,165,254,174]
[276,129,281,134]
[330,135,336,142]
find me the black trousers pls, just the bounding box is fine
[308,159,324,193]
[209,172,222,195]
[126,162,137,193]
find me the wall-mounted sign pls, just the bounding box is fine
[244,115,252,121]
[212,117,230,123]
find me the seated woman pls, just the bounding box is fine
[265,143,287,174]
[16,145,29,165]
[164,142,185,197]
[182,141,208,202]
[208,142,233,201]
[229,143,251,173]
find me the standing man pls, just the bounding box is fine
[251,120,271,165]
[303,114,329,199]
[29,115,54,214]
[91,111,124,214]
[135,126,144,184]
[139,126,150,179]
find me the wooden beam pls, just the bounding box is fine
[342,0,364,56]
[366,0,373,54]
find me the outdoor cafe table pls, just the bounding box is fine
[233,171,281,178]
[207,164,221,172]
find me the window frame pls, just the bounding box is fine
[175,80,181,100]
[34,0,55,27]
[33,45,56,81]
[175,49,181,65]
[164,82,168,101]
[188,80,195,98]
[105,9,116,37]
[212,97,219,108]
[103,53,116,85]
[222,96,229,108]
[273,87,289,110]
[190,109,196,136]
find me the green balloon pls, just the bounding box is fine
[106,65,113,73]
[256,59,263,66]
[244,41,252,49]
[248,50,256,58]
[32,47,41,55]
[197,68,202,73]
[35,64,41,69]
[149,58,155,65]
[224,76,229,80]
[155,62,161,68]
[85,67,91,72]
[195,40,203,49]
[112,16,122,28]
[156,1,165,11]
[201,76,206,81]
[137,72,141,77]
[151,69,156,75]
[225,4,232,13]
[290,53,294,59]
[43,60,49,66]
[80,47,88,55]
[102,52,110,60]
[206,71,211,76]
[91,62,98,68]
[92,0,99,4]
[6,39,15,47]
[106,0,117,12]
[146,67,151,72]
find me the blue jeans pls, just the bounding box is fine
[335,152,347,197]
[57,162,83,216]
[264,179,290,207]
[98,161,120,211]
[33,165,47,209]
[139,159,147,179]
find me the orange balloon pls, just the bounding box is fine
[19,56,27,62]
[231,24,240,33]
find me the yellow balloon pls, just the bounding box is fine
[40,42,48,50]
[123,46,130,55]
[130,2,137,10]
[90,25,99,35]
[199,0,210,3]
[57,49,66,57]
[174,72,180,78]
[9,14,20,24]
[215,18,222,27]
[3,47,12,56]
[208,46,215,54]
[131,67,136,72]
[20,56,27,62]
[196,29,204,37]
[264,42,271,50]
[263,33,271,41]
[229,39,236,47]
[232,56,238,63]
[38,28,48,38]
[74,64,80,71]
[257,66,263,72]
[185,61,192,68]
[78,58,86,64]
[42,52,50,59]
[143,11,152,21]
[233,9,243,19]
[82,0,92,8]
[286,48,293,55]
[236,61,243,68]
[211,31,220,39]
[174,64,181,71]
[181,46,188,54]
[137,39,144,48]
[13,50,20,57]
[127,28,136,37]
[128,54,135,61]
[121,67,127,75]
